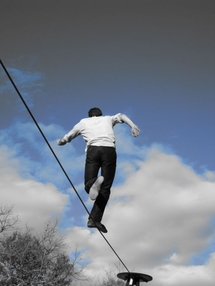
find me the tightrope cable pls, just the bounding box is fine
[0,59,130,273]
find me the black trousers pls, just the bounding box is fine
[84,146,117,222]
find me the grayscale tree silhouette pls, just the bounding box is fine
[0,205,87,285]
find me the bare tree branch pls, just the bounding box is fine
[0,205,18,234]
[0,217,87,285]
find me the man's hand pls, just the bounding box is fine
[57,138,67,146]
[131,125,140,137]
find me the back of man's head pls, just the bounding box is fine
[88,107,103,117]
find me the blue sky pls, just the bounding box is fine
[1,1,215,285]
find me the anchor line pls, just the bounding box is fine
[0,59,130,274]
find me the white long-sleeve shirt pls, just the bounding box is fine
[63,113,123,150]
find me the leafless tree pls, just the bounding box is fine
[96,264,125,286]
[0,206,87,285]
[0,205,18,233]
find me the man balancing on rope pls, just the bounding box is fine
[57,108,140,233]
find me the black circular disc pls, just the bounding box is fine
[117,272,153,283]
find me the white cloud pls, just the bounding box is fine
[64,145,215,285]
[0,145,68,232]
[0,121,85,188]
[153,253,215,286]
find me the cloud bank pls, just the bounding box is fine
[0,120,215,285]
[64,142,215,286]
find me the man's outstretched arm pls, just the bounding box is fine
[57,125,81,146]
[119,114,140,137]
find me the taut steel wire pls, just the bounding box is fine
[0,59,130,274]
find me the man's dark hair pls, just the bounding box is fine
[88,107,103,117]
